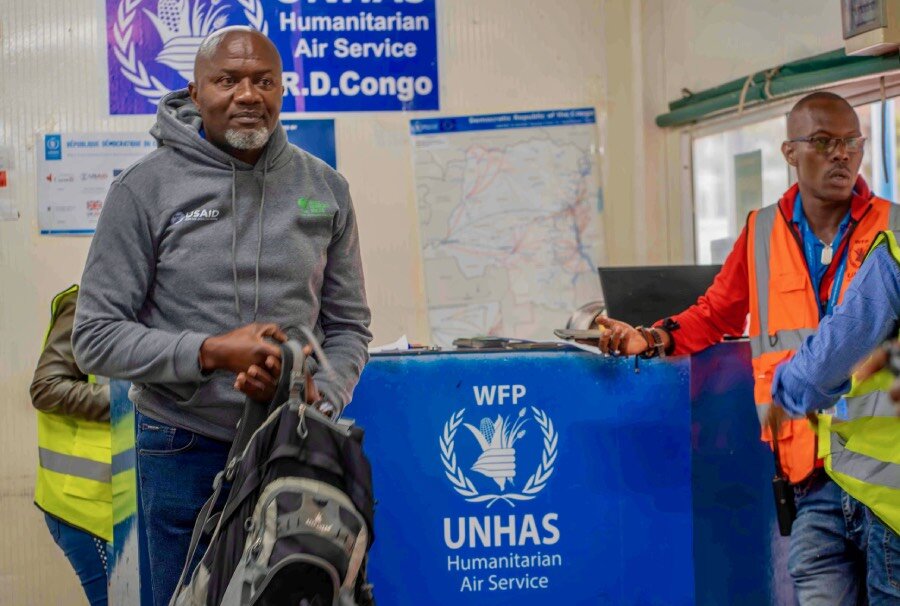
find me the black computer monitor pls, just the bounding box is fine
[598,264,722,327]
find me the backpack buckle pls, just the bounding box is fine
[225,456,242,482]
[297,403,309,439]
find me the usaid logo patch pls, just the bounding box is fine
[170,208,220,225]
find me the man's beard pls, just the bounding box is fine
[224,127,271,150]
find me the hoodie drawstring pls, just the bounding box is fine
[254,147,270,320]
[230,162,241,321]
[230,147,270,323]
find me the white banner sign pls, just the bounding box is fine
[37,133,156,235]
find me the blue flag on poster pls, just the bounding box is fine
[282,119,336,168]
[104,0,439,115]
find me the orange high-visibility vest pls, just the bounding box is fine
[747,196,899,484]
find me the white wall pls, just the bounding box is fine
[0,1,606,603]
[657,0,844,103]
[623,0,849,264]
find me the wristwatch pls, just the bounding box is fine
[636,326,667,359]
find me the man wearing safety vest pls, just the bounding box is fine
[595,91,900,604]
[772,227,900,605]
[30,285,111,606]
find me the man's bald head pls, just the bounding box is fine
[193,27,282,82]
[787,92,858,139]
[781,91,864,204]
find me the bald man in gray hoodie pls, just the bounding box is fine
[73,28,371,605]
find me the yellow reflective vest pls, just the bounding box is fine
[817,231,900,537]
[33,285,112,542]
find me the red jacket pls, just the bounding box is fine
[658,177,875,356]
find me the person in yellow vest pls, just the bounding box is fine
[596,92,900,604]
[772,228,900,605]
[30,285,111,606]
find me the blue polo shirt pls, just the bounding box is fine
[792,193,851,316]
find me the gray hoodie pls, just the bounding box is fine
[73,90,371,441]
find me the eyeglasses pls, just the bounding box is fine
[787,136,866,155]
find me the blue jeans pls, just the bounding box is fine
[136,412,229,606]
[44,513,109,606]
[866,507,900,604]
[788,472,867,606]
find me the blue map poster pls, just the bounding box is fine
[410,108,606,346]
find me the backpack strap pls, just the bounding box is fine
[169,470,226,606]
[170,342,300,606]
[231,343,296,465]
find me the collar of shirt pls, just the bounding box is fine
[792,192,851,310]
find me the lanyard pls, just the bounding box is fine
[823,243,849,316]
[798,215,850,317]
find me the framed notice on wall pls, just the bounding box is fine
[36,133,156,235]
[842,0,888,38]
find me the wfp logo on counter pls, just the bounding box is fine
[438,385,563,594]
[440,392,558,508]
[111,0,268,106]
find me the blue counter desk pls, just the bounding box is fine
[111,342,794,605]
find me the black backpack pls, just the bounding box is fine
[171,335,376,606]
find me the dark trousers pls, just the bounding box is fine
[135,412,229,606]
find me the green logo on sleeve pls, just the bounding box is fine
[297,197,331,216]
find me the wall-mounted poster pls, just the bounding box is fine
[36,133,156,235]
[105,0,438,115]
[410,108,606,347]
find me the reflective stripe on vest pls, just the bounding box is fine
[892,205,900,232]
[756,403,770,426]
[754,402,809,426]
[845,390,897,420]
[750,205,778,361]
[38,447,111,484]
[829,429,900,490]
[749,329,816,358]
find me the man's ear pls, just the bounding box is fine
[188,82,199,108]
[782,141,797,167]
